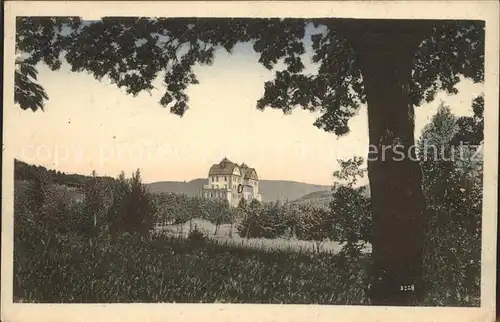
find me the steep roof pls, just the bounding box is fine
[245,168,259,180]
[239,163,258,180]
[208,157,239,176]
[208,158,259,180]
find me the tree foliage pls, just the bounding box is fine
[330,157,372,253]
[152,192,238,234]
[418,101,483,306]
[24,166,50,212]
[15,17,484,137]
[15,17,81,111]
[81,170,113,236]
[451,95,484,146]
[120,169,156,235]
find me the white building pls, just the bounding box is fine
[202,157,262,207]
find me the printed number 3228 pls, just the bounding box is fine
[400,285,415,291]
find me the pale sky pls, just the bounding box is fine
[10,39,484,186]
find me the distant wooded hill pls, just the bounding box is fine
[291,185,371,205]
[146,179,332,202]
[14,159,115,187]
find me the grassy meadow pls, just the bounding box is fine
[155,217,372,255]
[15,232,370,304]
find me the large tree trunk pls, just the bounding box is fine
[345,20,432,305]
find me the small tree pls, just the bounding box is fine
[237,199,262,239]
[187,224,207,243]
[25,168,49,213]
[232,198,248,238]
[106,171,129,234]
[81,170,113,237]
[122,169,155,236]
[282,203,301,239]
[299,203,332,253]
[208,199,231,236]
[418,101,483,306]
[105,169,155,237]
[330,157,372,256]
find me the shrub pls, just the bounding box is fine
[187,225,207,243]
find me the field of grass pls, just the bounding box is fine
[154,218,372,254]
[14,232,370,304]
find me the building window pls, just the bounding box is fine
[224,176,227,181]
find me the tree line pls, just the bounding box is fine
[14,159,115,188]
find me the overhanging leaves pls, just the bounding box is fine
[15,17,484,136]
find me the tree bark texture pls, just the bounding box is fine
[345,20,432,305]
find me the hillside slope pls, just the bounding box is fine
[292,184,371,205]
[146,179,206,197]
